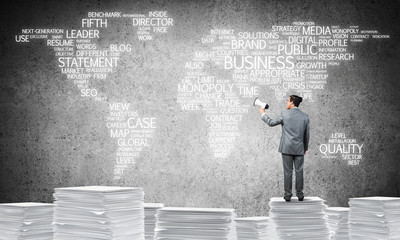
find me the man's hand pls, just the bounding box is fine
[304,150,307,155]
[259,107,265,115]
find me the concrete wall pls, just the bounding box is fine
[1,0,399,217]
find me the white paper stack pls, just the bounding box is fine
[349,196,400,240]
[53,186,144,240]
[0,202,53,240]
[154,207,237,239]
[235,216,268,240]
[269,197,330,240]
[325,207,349,240]
[144,203,164,240]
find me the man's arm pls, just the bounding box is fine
[260,109,283,127]
[304,118,310,153]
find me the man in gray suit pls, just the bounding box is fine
[259,95,310,202]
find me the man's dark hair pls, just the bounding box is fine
[289,95,303,107]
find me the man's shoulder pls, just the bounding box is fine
[290,108,309,119]
[300,110,309,118]
[298,109,309,117]
[300,111,309,122]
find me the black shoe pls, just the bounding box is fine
[298,197,304,201]
[283,197,291,202]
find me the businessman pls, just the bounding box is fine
[260,95,310,202]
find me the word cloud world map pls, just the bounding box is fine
[14,8,390,179]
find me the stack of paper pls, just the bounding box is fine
[154,207,237,239]
[53,186,144,240]
[144,203,164,240]
[325,207,349,240]
[235,216,268,240]
[0,202,53,240]
[269,197,330,240]
[349,196,400,239]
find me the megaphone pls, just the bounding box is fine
[253,98,269,109]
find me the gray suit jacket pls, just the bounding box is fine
[261,107,310,155]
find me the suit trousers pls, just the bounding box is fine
[281,153,304,199]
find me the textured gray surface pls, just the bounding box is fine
[0,0,399,217]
